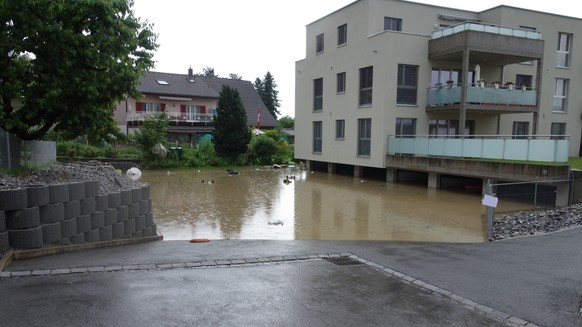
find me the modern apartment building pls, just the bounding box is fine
[295,0,580,194]
[114,70,277,145]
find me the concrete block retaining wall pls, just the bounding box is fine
[0,182,156,253]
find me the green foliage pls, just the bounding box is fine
[202,66,217,77]
[194,140,220,166]
[133,113,169,159]
[277,116,295,129]
[248,130,294,165]
[212,85,252,158]
[57,140,115,158]
[251,135,278,164]
[569,157,582,170]
[254,72,281,118]
[0,0,158,140]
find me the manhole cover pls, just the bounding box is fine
[323,257,362,266]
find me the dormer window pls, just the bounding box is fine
[156,80,169,85]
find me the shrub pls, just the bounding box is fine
[250,135,278,164]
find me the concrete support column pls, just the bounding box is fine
[386,168,396,183]
[555,183,569,207]
[354,166,363,178]
[427,172,440,188]
[327,163,335,174]
[459,48,470,136]
[305,160,311,171]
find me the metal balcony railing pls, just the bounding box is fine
[387,135,569,163]
[127,112,214,123]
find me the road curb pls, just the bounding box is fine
[0,234,162,266]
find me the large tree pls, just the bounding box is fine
[253,71,280,118]
[0,0,157,140]
[212,85,251,158]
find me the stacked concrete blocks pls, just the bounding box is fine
[0,182,156,253]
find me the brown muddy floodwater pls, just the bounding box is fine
[140,168,488,243]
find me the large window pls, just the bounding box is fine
[429,119,475,137]
[430,68,472,87]
[395,118,416,138]
[384,17,402,31]
[551,122,566,140]
[337,24,347,46]
[136,102,165,113]
[553,78,568,112]
[181,105,208,121]
[313,78,323,111]
[336,72,346,94]
[556,32,572,68]
[359,66,373,106]
[515,74,533,89]
[397,64,418,105]
[316,33,324,54]
[357,118,371,156]
[336,120,345,139]
[512,121,530,139]
[313,121,322,153]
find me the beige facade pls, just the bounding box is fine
[295,0,582,170]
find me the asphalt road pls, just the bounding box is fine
[3,227,582,326]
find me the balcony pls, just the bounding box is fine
[431,22,542,41]
[426,84,537,113]
[429,23,544,63]
[387,135,569,163]
[127,112,214,125]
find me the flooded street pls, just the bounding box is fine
[141,168,488,242]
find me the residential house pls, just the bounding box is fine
[295,0,580,205]
[114,69,277,146]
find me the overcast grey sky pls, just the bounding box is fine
[133,0,581,118]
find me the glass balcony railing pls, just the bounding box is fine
[427,84,537,107]
[387,135,569,163]
[431,22,542,40]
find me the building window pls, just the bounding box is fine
[512,121,529,139]
[429,119,475,137]
[357,118,371,156]
[397,64,418,105]
[313,121,322,153]
[515,74,533,89]
[313,78,323,111]
[430,68,470,87]
[395,118,416,138]
[359,66,373,106]
[553,78,568,112]
[136,102,165,113]
[336,120,345,139]
[556,32,572,68]
[550,122,566,140]
[181,105,209,122]
[316,33,324,54]
[337,24,347,46]
[384,17,402,31]
[336,72,346,94]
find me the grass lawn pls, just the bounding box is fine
[570,157,582,170]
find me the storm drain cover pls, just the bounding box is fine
[323,257,363,266]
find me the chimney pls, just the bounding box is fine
[188,66,193,77]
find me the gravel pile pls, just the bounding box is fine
[0,161,145,195]
[493,203,582,240]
